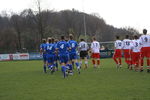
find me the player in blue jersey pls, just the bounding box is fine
[52,38,59,71]
[40,39,47,73]
[45,38,56,74]
[68,34,80,74]
[56,36,71,78]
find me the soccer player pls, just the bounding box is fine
[68,34,80,74]
[52,38,59,71]
[113,36,123,68]
[78,39,89,69]
[40,39,47,73]
[122,35,132,68]
[139,29,150,73]
[131,35,142,71]
[56,36,71,78]
[45,38,56,74]
[91,37,101,68]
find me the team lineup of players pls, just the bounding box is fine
[113,29,150,72]
[40,34,100,78]
[40,29,150,78]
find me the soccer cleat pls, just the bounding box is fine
[116,64,119,68]
[77,67,81,74]
[119,64,122,68]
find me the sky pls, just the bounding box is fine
[0,0,150,34]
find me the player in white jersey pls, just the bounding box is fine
[90,37,100,68]
[113,36,123,68]
[139,29,150,73]
[78,39,89,69]
[122,35,133,68]
[131,35,142,71]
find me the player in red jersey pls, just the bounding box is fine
[113,36,123,68]
[139,29,150,73]
[131,35,142,71]
[90,37,101,68]
[122,35,132,68]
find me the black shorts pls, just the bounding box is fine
[80,51,88,59]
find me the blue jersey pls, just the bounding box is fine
[40,43,47,61]
[45,43,56,54]
[57,40,70,54]
[40,43,47,51]
[68,40,78,53]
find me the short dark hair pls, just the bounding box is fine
[125,35,129,39]
[48,38,52,43]
[143,29,147,34]
[61,36,65,40]
[42,39,46,43]
[81,38,84,41]
[134,35,139,39]
[92,37,96,41]
[69,34,73,40]
[116,36,120,39]
[51,38,55,43]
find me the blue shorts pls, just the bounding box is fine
[59,54,69,64]
[54,54,59,61]
[43,54,47,62]
[46,54,54,63]
[69,52,77,60]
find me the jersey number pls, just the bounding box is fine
[47,46,52,50]
[125,41,130,46]
[60,44,64,49]
[118,42,122,46]
[144,37,148,42]
[72,43,75,48]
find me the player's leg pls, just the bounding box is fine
[84,53,88,69]
[59,55,67,78]
[140,48,144,69]
[72,53,80,73]
[96,53,100,68]
[84,51,88,69]
[92,53,96,68]
[124,50,128,65]
[43,54,47,73]
[146,48,150,73]
[113,50,119,68]
[79,51,83,68]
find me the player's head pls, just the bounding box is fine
[125,35,129,39]
[134,35,139,39]
[42,39,46,44]
[61,36,65,40]
[48,37,52,43]
[116,35,120,40]
[51,38,55,43]
[143,29,147,35]
[80,38,85,41]
[92,37,96,41]
[55,39,58,43]
[69,34,73,40]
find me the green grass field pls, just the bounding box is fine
[0,59,150,100]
